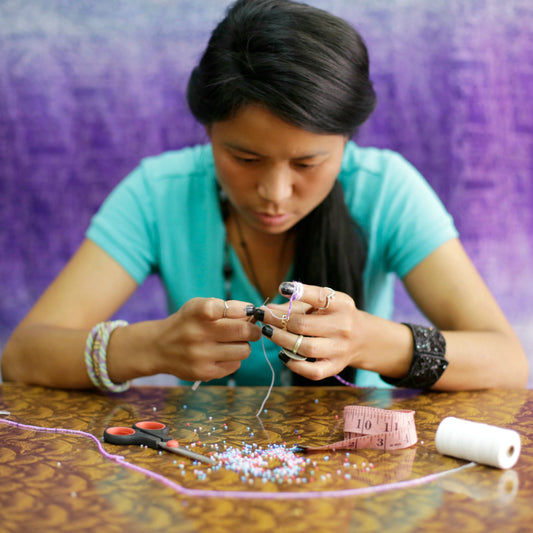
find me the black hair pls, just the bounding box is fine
[188,0,376,136]
[187,0,376,385]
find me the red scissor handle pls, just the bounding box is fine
[104,420,170,449]
[134,421,167,432]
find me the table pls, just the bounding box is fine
[0,383,532,532]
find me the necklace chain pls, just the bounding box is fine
[221,198,292,302]
[232,212,266,299]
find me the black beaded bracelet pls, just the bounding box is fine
[381,323,449,389]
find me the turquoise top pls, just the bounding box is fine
[87,141,458,387]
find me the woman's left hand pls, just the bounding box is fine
[257,282,368,380]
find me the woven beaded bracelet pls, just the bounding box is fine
[84,320,130,393]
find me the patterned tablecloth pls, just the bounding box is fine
[0,383,532,532]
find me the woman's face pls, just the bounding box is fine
[208,105,347,236]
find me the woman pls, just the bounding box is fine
[1,0,527,390]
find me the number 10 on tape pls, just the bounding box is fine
[298,405,417,452]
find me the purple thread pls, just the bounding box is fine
[286,281,303,319]
[289,282,356,388]
[277,282,359,388]
[0,417,475,500]
[334,373,359,388]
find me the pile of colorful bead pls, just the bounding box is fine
[198,443,308,484]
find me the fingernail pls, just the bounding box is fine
[280,282,294,296]
[253,308,265,321]
[245,305,256,316]
[262,325,273,338]
[278,350,290,364]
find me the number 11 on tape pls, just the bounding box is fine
[297,405,417,452]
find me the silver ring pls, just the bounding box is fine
[317,287,335,311]
[223,300,229,318]
[292,334,304,355]
[279,348,316,363]
[280,348,307,362]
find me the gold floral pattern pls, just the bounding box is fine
[0,384,532,532]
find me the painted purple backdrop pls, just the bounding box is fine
[1,1,532,385]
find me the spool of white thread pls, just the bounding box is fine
[435,417,521,469]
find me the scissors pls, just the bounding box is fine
[103,420,216,465]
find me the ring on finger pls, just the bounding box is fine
[280,313,289,330]
[223,300,229,318]
[292,334,304,355]
[317,287,335,311]
[279,348,316,363]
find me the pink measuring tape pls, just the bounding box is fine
[298,406,417,452]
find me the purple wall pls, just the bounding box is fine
[1,1,532,385]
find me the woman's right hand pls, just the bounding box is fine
[2,240,261,388]
[150,298,261,382]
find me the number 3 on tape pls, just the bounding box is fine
[299,406,417,452]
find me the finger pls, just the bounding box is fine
[278,353,344,382]
[212,360,242,379]
[278,348,315,363]
[259,304,336,338]
[279,282,339,313]
[213,341,253,361]
[194,357,244,382]
[219,300,257,320]
[192,340,253,364]
[254,301,306,329]
[266,301,311,316]
[214,320,262,343]
[262,324,329,360]
[192,298,256,321]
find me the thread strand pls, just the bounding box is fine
[0,417,476,500]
